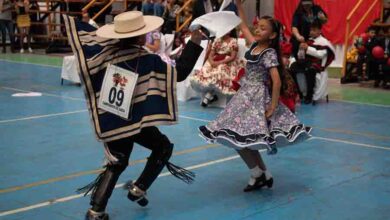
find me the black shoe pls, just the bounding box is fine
[243,174,274,192]
[201,98,208,107]
[208,95,218,103]
[126,181,149,207]
[201,94,218,107]
[304,97,312,105]
[85,209,109,220]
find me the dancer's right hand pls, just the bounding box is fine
[190,29,203,45]
[265,106,275,119]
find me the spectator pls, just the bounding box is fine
[0,0,15,53]
[192,0,220,21]
[89,0,112,24]
[154,0,164,17]
[365,26,379,81]
[190,31,245,107]
[145,28,175,65]
[15,0,32,53]
[162,0,180,34]
[291,0,327,59]
[82,10,99,28]
[372,26,390,88]
[290,21,335,104]
[142,0,155,15]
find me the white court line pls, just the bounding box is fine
[178,115,390,150]
[1,123,390,216]
[0,58,62,68]
[0,154,243,217]
[0,110,88,124]
[312,136,390,151]
[2,56,390,108]
[179,115,212,123]
[328,98,390,108]
[2,129,390,217]
[1,86,85,102]
[1,63,390,108]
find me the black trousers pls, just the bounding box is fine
[290,61,318,100]
[0,19,15,51]
[90,126,173,212]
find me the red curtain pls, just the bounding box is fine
[274,0,382,44]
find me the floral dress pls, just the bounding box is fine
[190,37,245,95]
[199,43,312,153]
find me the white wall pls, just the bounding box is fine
[259,0,274,17]
[242,0,274,24]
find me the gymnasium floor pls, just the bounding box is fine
[0,54,390,220]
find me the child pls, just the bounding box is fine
[365,26,378,80]
[372,26,390,88]
[15,0,32,53]
[190,30,245,107]
[170,32,185,60]
[81,10,99,29]
[279,42,299,113]
[291,21,335,104]
[198,0,311,192]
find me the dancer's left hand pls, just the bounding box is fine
[265,106,275,119]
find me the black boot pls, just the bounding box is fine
[126,181,149,207]
[85,209,109,220]
[77,165,126,218]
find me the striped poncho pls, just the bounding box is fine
[64,15,202,142]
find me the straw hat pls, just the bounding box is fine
[96,11,164,39]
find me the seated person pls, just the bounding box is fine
[371,26,390,88]
[81,10,99,29]
[290,21,335,104]
[170,32,185,60]
[365,26,378,81]
[145,28,175,65]
[190,31,245,107]
[279,42,299,113]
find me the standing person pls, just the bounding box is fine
[198,0,311,192]
[154,0,164,17]
[0,0,15,53]
[142,0,155,15]
[291,0,327,59]
[63,11,203,220]
[191,0,220,21]
[290,21,335,104]
[162,0,180,34]
[15,0,32,53]
[279,42,299,113]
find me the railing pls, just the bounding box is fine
[176,0,193,32]
[341,0,382,77]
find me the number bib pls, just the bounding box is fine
[98,64,138,119]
